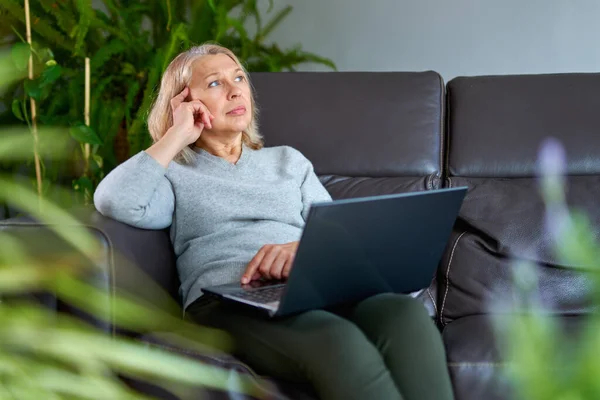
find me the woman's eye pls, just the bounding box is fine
[208,81,219,88]
[234,75,245,82]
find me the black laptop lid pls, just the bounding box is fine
[277,187,467,316]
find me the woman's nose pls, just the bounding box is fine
[228,83,242,99]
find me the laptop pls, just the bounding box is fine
[202,187,467,318]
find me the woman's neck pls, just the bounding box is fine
[195,134,243,162]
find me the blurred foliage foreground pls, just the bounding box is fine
[495,139,600,400]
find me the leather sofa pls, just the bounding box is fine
[2,71,599,399]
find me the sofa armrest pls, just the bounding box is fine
[0,207,182,335]
[81,208,181,311]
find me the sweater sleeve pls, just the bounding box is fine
[93,151,175,229]
[299,155,332,221]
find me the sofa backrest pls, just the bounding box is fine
[439,73,600,326]
[250,71,445,198]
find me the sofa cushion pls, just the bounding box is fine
[251,71,445,180]
[320,175,440,199]
[438,177,599,325]
[447,73,600,178]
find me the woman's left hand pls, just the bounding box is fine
[241,241,300,284]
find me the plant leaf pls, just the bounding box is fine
[72,176,93,194]
[92,154,103,170]
[40,64,63,88]
[24,78,42,100]
[124,80,141,128]
[90,39,125,71]
[0,49,27,88]
[0,127,71,161]
[0,175,99,257]
[69,124,103,145]
[259,5,292,41]
[73,0,94,55]
[10,42,30,71]
[11,99,24,121]
[1,0,74,51]
[37,48,55,64]
[39,0,78,36]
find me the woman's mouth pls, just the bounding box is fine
[227,106,246,115]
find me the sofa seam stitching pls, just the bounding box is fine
[440,230,467,326]
[427,286,438,315]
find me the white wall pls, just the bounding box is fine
[262,0,600,81]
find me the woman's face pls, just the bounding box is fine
[187,54,252,136]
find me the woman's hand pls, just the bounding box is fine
[146,87,215,167]
[241,241,300,284]
[166,86,214,146]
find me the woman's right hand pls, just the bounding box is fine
[167,86,214,146]
[146,87,214,167]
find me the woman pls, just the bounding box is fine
[94,44,454,400]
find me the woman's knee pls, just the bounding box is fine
[298,314,397,399]
[352,293,434,334]
[304,312,375,356]
[292,312,387,373]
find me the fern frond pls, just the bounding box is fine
[124,80,141,129]
[94,97,124,155]
[161,23,189,72]
[285,51,337,71]
[187,1,215,43]
[38,0,77,36]
[1,0,73,50]
[73,0,93,55]
[241,0,262,34]
[90,76,114,111]
[66,73,84,120]
[100,0,119,21]
[90,39,124,71]
[258,5,292,41]
[226,17,250,59]
[89,10,127,41]
[212,4,229,43]
[128,54,162,154]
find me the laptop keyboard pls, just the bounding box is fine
[235,285,286,305]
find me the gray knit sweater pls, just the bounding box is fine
[93,144,332,308]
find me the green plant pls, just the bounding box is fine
[495,138,600,400]
[0,0,335,210]
[0,61,271,399]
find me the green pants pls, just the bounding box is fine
[186,293,454,400]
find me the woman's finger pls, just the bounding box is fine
[188,100,213,128]
[270,253,288,280]
[170,86,189,112]
[258,247,279,280]
[242,248,266,284]
[282,256,294,279]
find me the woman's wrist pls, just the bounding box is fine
[146,130,185,167]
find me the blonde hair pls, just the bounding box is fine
[147,43,263,164]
